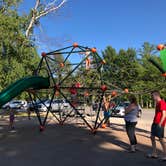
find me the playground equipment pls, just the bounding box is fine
[27,43,110,133]
[0,43,112,133]
[0,43,134,134]
[0,43,129,133]
[0,76,50,107]
[149,44,166,76]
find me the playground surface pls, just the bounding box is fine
[0,109,165,166]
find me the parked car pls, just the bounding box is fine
[28,99,47,112]
[63,100,71,108]
[111,101,142,118]
[49,99,71,112]
[2,100,27,110]
[2,102,10,109]
[28,99,71,112]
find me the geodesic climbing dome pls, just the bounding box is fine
[27,43,127,133]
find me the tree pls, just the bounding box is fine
[135,42,166,107]
[0,0,22,13]
[102,46,139,89]
[138,42,157,59]
[102,43,166,108]
[0,1,40,98]
[0,0,68,98]
[25,0,67,38]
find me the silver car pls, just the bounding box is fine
[111,101,142,118]
[37,99,70,112]
[2,100,27,110]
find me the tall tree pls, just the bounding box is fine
[25,0,67,37]
[101,43,166,108]
[138,42,157,59]
[0,0,69,100]
[0,1,39,92]
[102,46,139,89]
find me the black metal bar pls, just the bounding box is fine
[94,52,103,61]
[59,53,92,85]
[58,89,93,131]
[51,86,102,90]
[63,47,75,63]
[34,94,49,108]
[28,92,43,126]
[44,57,56,85]
[35,57,44,74]
[47,50,88,55]
[95,100,122,130]
[61,108,75,124]
[95,116,108,129]
[51,112,61,122]
[63,62,99,66]
[78,45,91,50]
[94,91,105,129]
[46,56,59,62]
[46,46,73,55]
[33,91,61,126]
[42,88,56,126]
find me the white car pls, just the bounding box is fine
[2,100,27,109]
[111,102,142,118]
[37,99,71,112]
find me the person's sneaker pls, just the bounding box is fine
[134,145,140,151]
[129,145,136,153]
[146,153,158,159]
[159,156,166,161]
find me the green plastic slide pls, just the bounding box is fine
[149,57,165,73]
[0,76,50,107]
[160,49,166,71]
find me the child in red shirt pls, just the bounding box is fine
[148,91,166,161]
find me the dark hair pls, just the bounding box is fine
[151,90,160,96]
[128,95,137,105]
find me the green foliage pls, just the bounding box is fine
[0,0,22,13]
[0,1,40,99]
[0,1,165,107]
[102,42,166,108]
[102,46,139,89]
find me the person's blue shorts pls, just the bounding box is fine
[104,111,111,118]
[151,123,164,138]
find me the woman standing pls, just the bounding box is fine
[125,95,139,152]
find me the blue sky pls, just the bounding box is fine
[19,0,166,55]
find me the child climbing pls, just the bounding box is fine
[102,95,113,128]
[69,84,78,107]
[85,50,91,70]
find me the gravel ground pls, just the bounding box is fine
[0,109,165,166]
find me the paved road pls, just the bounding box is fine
[110,109,166,134]
[142,109,155,120]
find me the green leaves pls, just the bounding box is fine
[102,46,139,89]
[102,42,166,107]
[0,1,39,99]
